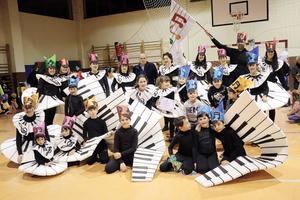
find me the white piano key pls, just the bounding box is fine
[237,156,260,172]
[213,167,233,182]
[230,160,251,175]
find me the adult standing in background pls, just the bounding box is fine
[205,31,249,79]
[291,56,300,90]
[133,53,158,85]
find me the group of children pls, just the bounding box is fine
[2,31,294,177]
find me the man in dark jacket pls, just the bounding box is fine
[205,31,249,79]
[133,53,158,85]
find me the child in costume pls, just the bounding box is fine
[33,122,54,166]
[82,97,109,165]
[112,54,136,92]
[64,76,85,117]
[59,58,71,98]
[105,105,138,174]
[54,116,81,166]
[211,102,246,164]
[207,68,228,109]
[128,74,155,109]
[37,54,64,125]
[82,53,110,97]
[193,108,219,174]
[14,93,46,164]
[177,65,191,103]
[184,79,210,128]
[263,40,288,121]
[159,52,179,87]
[226,76,253,110]
[215,49,237,87]
[190,45,212,82]
[152,76,177,141]
[159,116,194,175]
[242,52,269,104]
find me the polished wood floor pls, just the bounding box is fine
[0,108,299,200]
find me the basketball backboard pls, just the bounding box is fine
[211,0,269,27]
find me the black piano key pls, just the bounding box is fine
[134,166,148,170]
[103,113,114,122]
[218,165,228,174]
[211,169,220,177]
[134,156,152,161]
[139,135,153,146]
[254,138,275,145]
[132,171,147,174]
[261,153,278,157]
[78,89,91,96]
[243,156,253,163]
[235,158,245,166]
[135,152,154,157]
[203,173,212,181]
[145,143,156,149]
[77,84,85,90]
[98,104,108,114]
[240,127,255,140]
[227,114,239,127]
[138,122,148,136]
[99,109,112,119]
[235,121,248,133]
[132,176,146,179]
[132,116,141,128]
[259,157,275,161]
[235,158,251,172]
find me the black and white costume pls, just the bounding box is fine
[159,65,179,86]
[37,74,64,125]
[112,72,136,92]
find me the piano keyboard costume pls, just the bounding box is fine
[0,110,45,164]
[53,133,111,163]
[195,91,288,187]
[82,53,110,97]
[19,123,67,176]
[127,84,156,109]
[36,74,64,111]
[64,75,106,105]
[129,100,165,181]
[72,88,127,142]
[159,64,179,87]
[152,87,184,119]
[189,45,212,82]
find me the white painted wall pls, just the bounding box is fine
[19,12,78,64]
[81,0,300,63]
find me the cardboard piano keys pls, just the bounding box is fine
[72,88,127,142]
[53,132,112,162]
[196,91,288,187]
[63,75,107,102]
[129,100,166,182]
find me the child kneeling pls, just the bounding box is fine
[159,116,194,175]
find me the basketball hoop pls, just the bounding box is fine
[231,12,244,32]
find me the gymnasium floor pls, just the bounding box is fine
[0,108,299,200]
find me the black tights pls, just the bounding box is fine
[45,107,56,126]
[164,117,175,138]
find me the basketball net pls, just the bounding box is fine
[231,12,244,32]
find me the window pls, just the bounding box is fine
[18,0,73,20]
